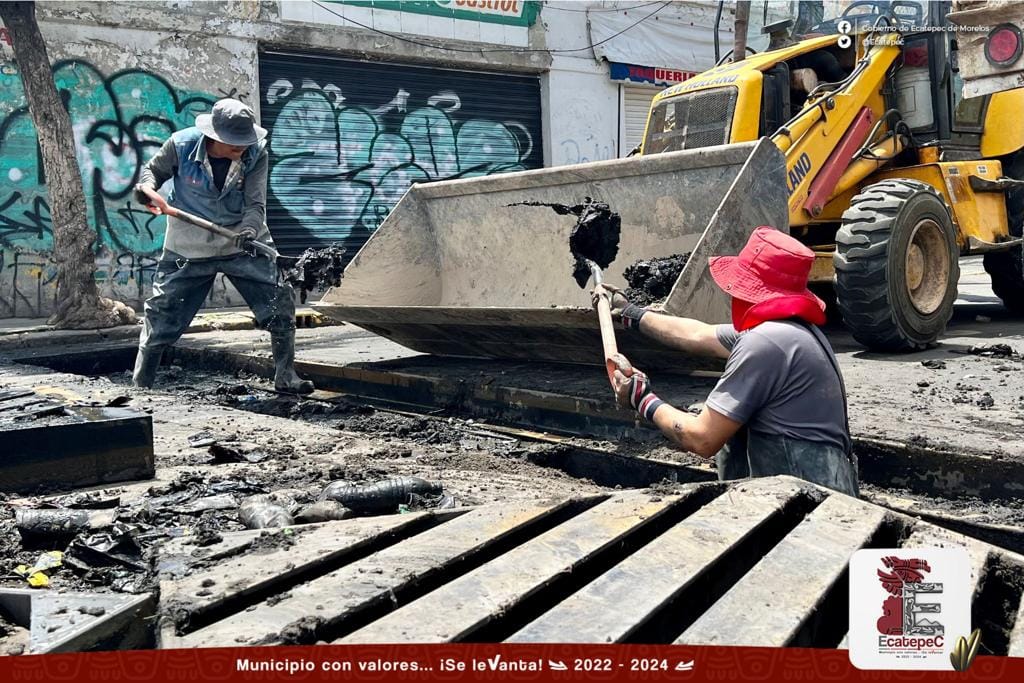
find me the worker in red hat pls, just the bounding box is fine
[594,226,858,496]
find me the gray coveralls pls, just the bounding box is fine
[132,128,302,390]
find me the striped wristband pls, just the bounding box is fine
[638,393,665,423]
[621,303,647,330]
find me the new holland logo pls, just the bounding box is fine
[849,548,971,670]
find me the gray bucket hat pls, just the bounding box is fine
[195,98,267,146]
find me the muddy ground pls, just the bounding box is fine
[0,361,608,623]
[3,350,1023,621]
[4,255,1024,653]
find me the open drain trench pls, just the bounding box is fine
[14,344,1024,502]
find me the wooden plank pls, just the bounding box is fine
[677,493,886,647]
[340,491,687,643]
[837,520,993,650]
[159,511,448,627]
[507,478,810,643]
[174,498,580,648]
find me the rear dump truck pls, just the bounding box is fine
[314,140,787,372]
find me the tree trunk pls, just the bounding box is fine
[0,1,135,328]
[733,1,751,63]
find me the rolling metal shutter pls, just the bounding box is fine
[258,52,543,256]
[622,84,659,154]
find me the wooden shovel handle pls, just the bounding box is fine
[594,292,620,385]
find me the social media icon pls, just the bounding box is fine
[838,19,852,34]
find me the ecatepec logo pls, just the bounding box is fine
[876,556,943,638]
[849,548,971,670]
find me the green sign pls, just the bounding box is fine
[332,1,541,27]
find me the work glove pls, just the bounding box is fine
[592,283,647,330]
[133,183,156,207]
[234,227,258,253]
[610,353,664,422]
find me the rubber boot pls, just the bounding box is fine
[132,347,164,388]
[271,330,315,395]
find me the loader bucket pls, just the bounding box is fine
[314,138,788,372]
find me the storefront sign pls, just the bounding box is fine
[333,1,540,27]
[609,61,697,87]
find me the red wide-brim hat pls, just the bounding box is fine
[708,226,826,312]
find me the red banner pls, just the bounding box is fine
[0,644,1016,681]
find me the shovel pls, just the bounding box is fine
[139,186,298,271]
[586,260,621,386]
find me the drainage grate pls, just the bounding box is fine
[156,476,1024,649]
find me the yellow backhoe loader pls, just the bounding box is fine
[317,0,1024,366]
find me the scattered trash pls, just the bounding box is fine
[15,508,119,543]
[50,492,121,509]
[105,396,132,407]
[13,551,63,588]
[238,495,294,529]
[917,381,930,388]
[64,525,149,592]
[319,476,444,514]
[977,393,996,409]
[145,472,266,513]
[294,500,352,524]
[921,359,947,370]
[173,494,238,514]
[187,432,217,448]
[967,343,1015,358]
[208,442,270,464]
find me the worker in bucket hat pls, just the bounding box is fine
[131,98,314,395]
[594,227,857,496]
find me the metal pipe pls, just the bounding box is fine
[734,1,751,63]
[714,0,724,63]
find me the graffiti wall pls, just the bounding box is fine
[259,54,543,255]
[0,11,258,320]
[0,59,217,317]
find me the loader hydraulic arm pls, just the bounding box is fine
[771,31,906,227]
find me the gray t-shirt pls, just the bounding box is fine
[708,321,850,452]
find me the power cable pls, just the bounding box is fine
[545,1,668,13]
[310,0,671,54]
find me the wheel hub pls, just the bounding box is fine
[904,218,949,315]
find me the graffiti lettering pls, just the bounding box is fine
[559,136,614,165]
[264,78,535,237]
[0,59,217,315]
[216,86,249,102]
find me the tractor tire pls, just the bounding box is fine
[983,153,1024,314]
[834,179,959,351]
